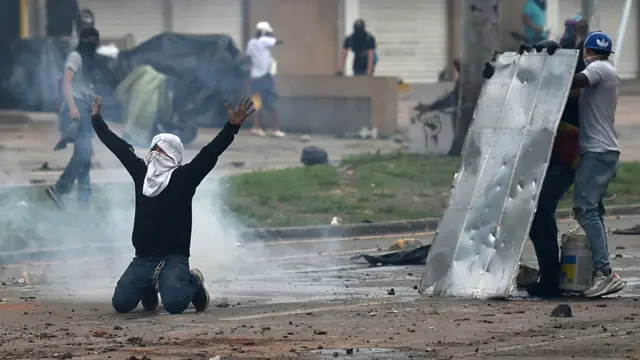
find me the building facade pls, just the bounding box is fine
[25,0,640,82]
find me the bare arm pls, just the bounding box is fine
[522,14,543,33]
[338,48,348,72]
[570,73,591,90]
[62,69,76,110]
[366,49,375,75]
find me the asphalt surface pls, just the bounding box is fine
[4,214,640,305]
[2,215,640,359]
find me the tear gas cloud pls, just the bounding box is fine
[0,139,343,303]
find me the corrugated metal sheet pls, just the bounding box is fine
[419,49,579,299]
[359,0,447,83]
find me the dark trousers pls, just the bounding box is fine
[529,163,605,283]
[56,100,93,204]
[112,255,201,314]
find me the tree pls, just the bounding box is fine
[449,0,500,156]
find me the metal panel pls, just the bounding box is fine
[419,49,579,299]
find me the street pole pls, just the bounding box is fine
[449,0,500,156]
[582,0,595,24]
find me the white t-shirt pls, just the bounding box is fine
[245,36,277,79]
[65,51,96,102]
[578,59,620,154]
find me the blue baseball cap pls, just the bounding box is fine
[584,31,614,53]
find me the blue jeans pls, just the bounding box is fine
[112,255,202,314]
[573,151,619,273]
[530,163,606,282]
[55,99,93,205]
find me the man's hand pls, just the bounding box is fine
[91,96,102,117]
[70,106,81,121]
[225,97,255,125]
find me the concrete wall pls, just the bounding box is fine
[245,0,340,76]
[274,75,398,136]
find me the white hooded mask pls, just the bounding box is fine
[143,133,184,198]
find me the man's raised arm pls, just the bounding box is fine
[184,97,255,187]
[90,97,145,178]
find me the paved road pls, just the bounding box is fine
[2,215,640,359]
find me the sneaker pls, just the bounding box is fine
[190,268,209,312]
[45,186,64,210]
[267,129,286,138]
[603,273,626,296]
[584,271,625,298]
[141,291,159,311]
[526,281,561,298]
[251,128,267,137]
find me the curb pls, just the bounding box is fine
[239,204,640,243]
[2,204,640,265]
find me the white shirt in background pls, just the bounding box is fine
[246,36,277,78]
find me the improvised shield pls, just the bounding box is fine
[419,49,579,299]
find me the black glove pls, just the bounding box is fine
[534,39,561,55]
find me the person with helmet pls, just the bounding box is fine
[337,19,377,76]
[245,21,285,138]
[46,26,101,209]
[568,30,625,297]
[525,15,590,298]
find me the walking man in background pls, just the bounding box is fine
[521,0,548,45]
[246,21,285,138]
[46,27,100,209]
[337,19,377,76]
[569,31,625,297]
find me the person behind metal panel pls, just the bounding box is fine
[89,96,254,314]
[567,30,625,297]
[336,19,378,76]
[45,0,83,38]
[526,15,590,298]
[46,26,100,209]
[245,21,285,138]
[521,0,548,45]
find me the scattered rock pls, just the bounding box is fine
[346,348,354,355]
[53,353,73,359]
[550,304,572,318]
[126,356,151,360]
[301,146,328,166]
[91,329,108,337]
[299,135,312,143]
[216,301,230,308]
[230,161,245,168]
[313,330,328,335]
[387,288,396,296]
[113,325,123,331]
[126,336,145,346]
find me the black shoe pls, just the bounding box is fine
[526,281,561,298]
[190,268,209,312]
[45,186,64,210]
[141,291,159,311]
